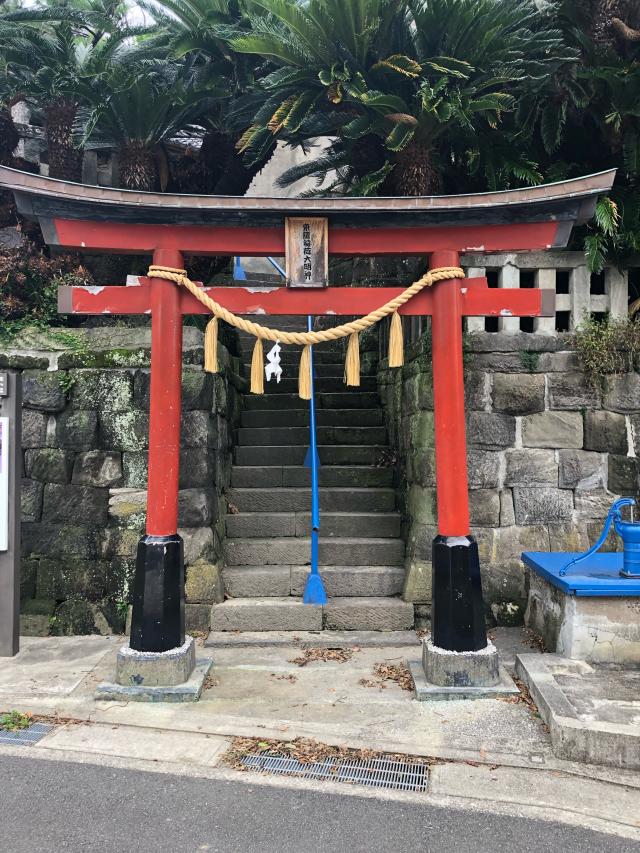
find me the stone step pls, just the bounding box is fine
[236,426,387,447]
[252,376,377,394]
[228,487,395,513]
[209,596,412,631]
[205,630,419,648]
[241,408,383,428]
[223,565,405,598]
[281,350,345,364]
[241,349,345,365]
[223,536,405,567]
[253,363,358,379]
[210,598,323,632]
[243,392,380,411]
[230,465,394,489]
[226,512,401,539]
[246,363,377,380]
[292,566,405,598]
[234,445,386,466]
[324,597,414,631]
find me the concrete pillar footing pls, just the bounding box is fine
[409,637,519,701]
[96,636,212,703]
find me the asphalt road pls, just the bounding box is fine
[0,753,637,853]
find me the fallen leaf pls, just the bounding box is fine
[289,647,355,667]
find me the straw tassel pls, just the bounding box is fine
[250,338,265,394]
[388,311,404,368]
[298,344,312,400]
[344,331,360,387]
[204,317,218,373]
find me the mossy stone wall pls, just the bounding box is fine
[1,326,244,637]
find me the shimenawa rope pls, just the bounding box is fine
[147,264,464,399]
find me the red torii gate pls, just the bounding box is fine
[0,166,615,659]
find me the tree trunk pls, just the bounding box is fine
[213,135,275,196]
[45,98,82,182]
[170,130,228,195]
[589,0,636,49]
[118,141,158,191]
[350,134,387,178]
[0,107,19,166]
[392,140,441,196]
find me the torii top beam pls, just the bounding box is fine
[0,166,616,256]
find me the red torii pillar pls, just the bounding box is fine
[61,245,553,653]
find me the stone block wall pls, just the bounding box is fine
[1,327,244,636]
[379,331,635,622]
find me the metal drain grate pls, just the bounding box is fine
[241,753,428,792]
[0,723,53,747]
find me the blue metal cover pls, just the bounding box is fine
[522,551,640,596]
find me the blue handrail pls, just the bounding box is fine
[267,257,286,278]
[234,256,286,279]
[249,254,325,603]
[303,314,327,605]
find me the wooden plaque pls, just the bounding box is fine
[285,217,328,288]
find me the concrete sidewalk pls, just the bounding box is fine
[0,630,639,839]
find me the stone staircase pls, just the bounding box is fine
[210,317,413,632]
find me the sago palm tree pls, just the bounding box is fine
[79,59,217,190]
[231,0,568,195]
[2,2,143,181]
[139,0,275,194]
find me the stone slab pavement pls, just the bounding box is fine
[0,629,640,839]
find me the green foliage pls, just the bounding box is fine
[49,333,88,392]
[57,372,74,394]
[230,0,567,193]
[519,351,540,372]
[1,0,640,264]
[571,317,640,388]
[0,710,32,732]
[0,243,93,343]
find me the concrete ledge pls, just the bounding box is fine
[516,653,640,769]
[525,570,640,664]
[409,659,519,701]
[96,659,212,703]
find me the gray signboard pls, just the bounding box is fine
[0,371,21,656]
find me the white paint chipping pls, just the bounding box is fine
[426,638,497,657]
[514,417,523,450]
[627,416,636,458]
[118,636,195,660]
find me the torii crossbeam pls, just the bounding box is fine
[0,166,615,659]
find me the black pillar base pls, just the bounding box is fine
[431,535,487,652]
[130,534,185,653]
